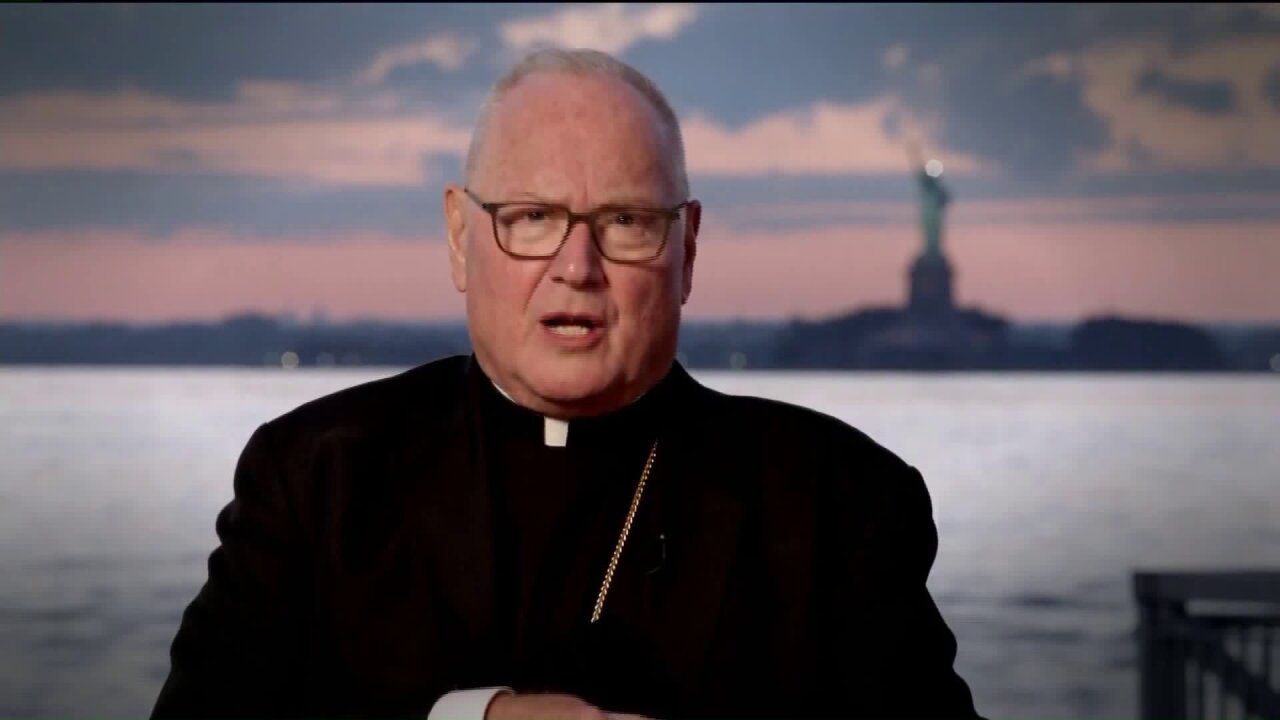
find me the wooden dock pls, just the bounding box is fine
[1134,571,1280,719]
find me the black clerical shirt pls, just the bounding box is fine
[469,367,672,712]
[152,354,983,720]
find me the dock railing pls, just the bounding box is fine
[1134,571,1280,720]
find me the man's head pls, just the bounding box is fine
[444,49,700,419]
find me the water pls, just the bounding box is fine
[1,366,1277,719]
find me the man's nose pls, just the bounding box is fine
[549,219,605,288]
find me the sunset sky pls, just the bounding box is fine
[2,3,1278,324]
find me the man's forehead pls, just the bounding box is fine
[500,187,673,207]
[499,71,649,113]
[472,74,679,200]
[483,157,678,203]
[486,71,668,141]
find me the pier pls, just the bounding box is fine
[1135,571,1280,719]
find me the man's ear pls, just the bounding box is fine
[680,200,701,305]
[444,184,468,293]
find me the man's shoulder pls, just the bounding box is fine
[692,379,936,556]
[694,379,909,472]
[259,354,470,442]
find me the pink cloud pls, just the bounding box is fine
[3,218,1277,324]
[500,3,700,57]
[357,34,478,83]
[683,98,985,176]
[1027,36,1280,172]
[690,217,1278,323]
[0,86,470,186]
[727,192,1280,226]
[1,228,464,322]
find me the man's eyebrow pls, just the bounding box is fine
[596,195,668,208]
[505,191,668,207]
[509,191,559,203]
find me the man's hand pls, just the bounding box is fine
[484,692,652,720]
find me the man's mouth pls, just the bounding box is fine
[541,313,603,336]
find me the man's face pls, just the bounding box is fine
[444,71,700,418]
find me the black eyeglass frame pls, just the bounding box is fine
[463,187,692,263]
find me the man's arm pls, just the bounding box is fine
[151,422,309,719]
[823,461,982,719]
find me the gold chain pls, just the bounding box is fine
[590,438,659,624]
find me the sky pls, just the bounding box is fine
[2,3,1279,325]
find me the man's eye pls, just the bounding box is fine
[612,212,637,226]
[500,207,551,225]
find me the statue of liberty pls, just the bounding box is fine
[905,141,955,316]
[908,141,950,259]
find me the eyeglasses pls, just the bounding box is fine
[464,187,690,263]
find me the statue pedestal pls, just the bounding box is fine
[907,252,954,319]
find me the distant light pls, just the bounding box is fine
[1271,353,1280,372]
[729,351,748,370]
[281,351,300,370]
[925,159,944,177]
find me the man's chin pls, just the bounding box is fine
[521,366,623,413]
[528,375,612,404]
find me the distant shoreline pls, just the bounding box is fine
[0,361,1274,374]
[2,314,1278,372]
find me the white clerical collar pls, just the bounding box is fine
[490,381,570,447]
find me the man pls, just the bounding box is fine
[152,48,981,720]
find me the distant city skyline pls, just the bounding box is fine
[3,4,1278,323]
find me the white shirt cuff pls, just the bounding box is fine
[427,687,513,720]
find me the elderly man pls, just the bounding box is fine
[152,49,981,720]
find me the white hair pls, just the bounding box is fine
[463,48,690,198]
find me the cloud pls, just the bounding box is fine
[11,217,1280,324]
[2,82,987,189]
[1265,65,1280,109]
[499,3,699,56]
[1256,3,1280,21]
[663,216,1280,322]
[1136,68,1236,115]
[882,43,910,71]
[0,226,462,323]
[904,55,1110,180]
[0,80,409,127]
[719,192,1280,230]
[1059,36,1280,172]
[0,83,472,186]
[682,97,985,177]
[877,4,1280,180]
[1021,53,1076,82]
[356,33,478,84]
